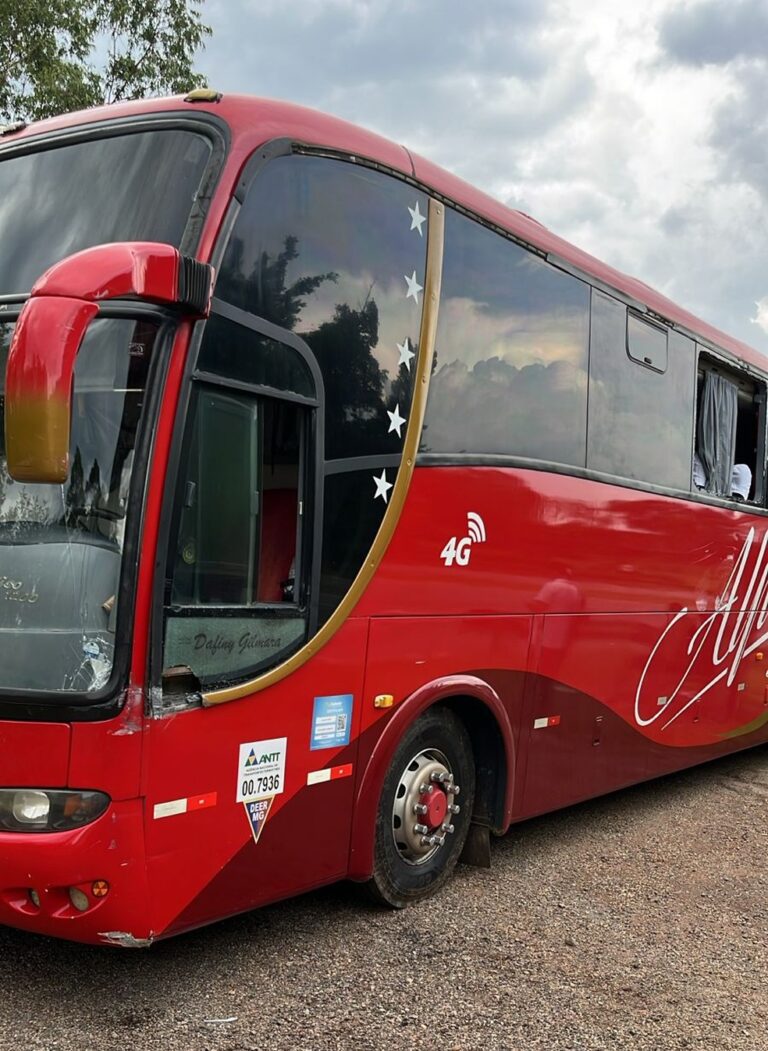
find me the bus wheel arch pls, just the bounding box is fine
[348,675,515,888]
[442,694,509,864]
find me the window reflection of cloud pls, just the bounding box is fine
[424,207,590,460]
[239,158,428,315]
[296,267,422,379]
[437,295,589,369]
[425,357,588,462]
[588,376,693,490]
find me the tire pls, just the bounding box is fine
[366,707,475,908]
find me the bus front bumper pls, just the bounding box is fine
[0,799,151,946]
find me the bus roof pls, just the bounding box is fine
[5,92,764,372]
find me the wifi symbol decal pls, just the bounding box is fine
[440,511,487,567]
[467,512,486,545]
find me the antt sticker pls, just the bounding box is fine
[236,737,287,802]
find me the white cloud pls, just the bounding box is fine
[752,297,768,335]
[197,0,768,357]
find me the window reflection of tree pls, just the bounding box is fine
[217,235,338,334]
[214,204,426,628]
[219,234,417,460]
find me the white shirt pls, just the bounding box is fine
[693,452,706,489]
[731,463,752,501]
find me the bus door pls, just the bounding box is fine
[143,312,368,936]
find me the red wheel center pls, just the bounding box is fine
[422,787,448,829]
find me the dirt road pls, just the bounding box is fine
[1,746,766,1051]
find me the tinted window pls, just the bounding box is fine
[217,155,428,459]
[319,469,386,624]
[422,208,590,462]
[628,313,668,372]
[588,290,695,489]
[165,384,308,687]
[198,313,315,398]
[0,130,212,295]
[170,389,261,607]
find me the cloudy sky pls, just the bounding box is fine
[196,0,768,356]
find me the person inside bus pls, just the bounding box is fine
[692,451,707,490]
[731,463,752,502]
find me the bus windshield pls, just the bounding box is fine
[0,318,157,695]
[0,128,212,295]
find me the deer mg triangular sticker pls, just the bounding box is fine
[243,796,274,845]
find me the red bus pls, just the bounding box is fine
[0,91,766,947]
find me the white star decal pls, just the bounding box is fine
[373,469,393,504]
[408,202,426,236]
[397,337,415,371]
[387,403,406,439]
[404,270,423,303]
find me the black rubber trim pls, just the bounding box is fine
[414,453,768,516]
[324,455,402,476]
[147,198,244,700]
[177,256,213,315]
[234,138,292,203]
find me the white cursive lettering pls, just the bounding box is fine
[635,527,768,730]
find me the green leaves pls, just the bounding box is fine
[0,0,210,122]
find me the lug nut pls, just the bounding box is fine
[450,803,461,815]
[441,822,454,834]
[447,784,461,796]
[414,823,429,835]
[430,771,453,784]
[418,783,435,795]
[413,803,428,815]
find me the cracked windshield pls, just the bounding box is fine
[0,127,213,695]
[0,318,156,693]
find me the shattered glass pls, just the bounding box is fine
[0,318,156,693]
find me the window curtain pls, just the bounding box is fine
[697,372,738,497]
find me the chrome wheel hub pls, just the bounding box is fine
[391,747,461,865]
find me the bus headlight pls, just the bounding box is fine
[0,789,110,832]
[12,790,50,825]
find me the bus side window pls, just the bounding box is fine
[162,320,313,689]
[695,356,764,504]
[421,206,590,464]
[587,292,695,490]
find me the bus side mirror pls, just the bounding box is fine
[5,242,213,483]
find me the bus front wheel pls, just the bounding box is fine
[367,707,476,907]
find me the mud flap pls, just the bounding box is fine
[460,819,491,868]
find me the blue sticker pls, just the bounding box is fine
[310,694,353,751]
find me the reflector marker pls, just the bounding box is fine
[153,792,217,819]
[307,763,353,786]
[533,716,561,729]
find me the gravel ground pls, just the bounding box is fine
[2,746,767,1051]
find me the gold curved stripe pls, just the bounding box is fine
[203,198,445,705]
